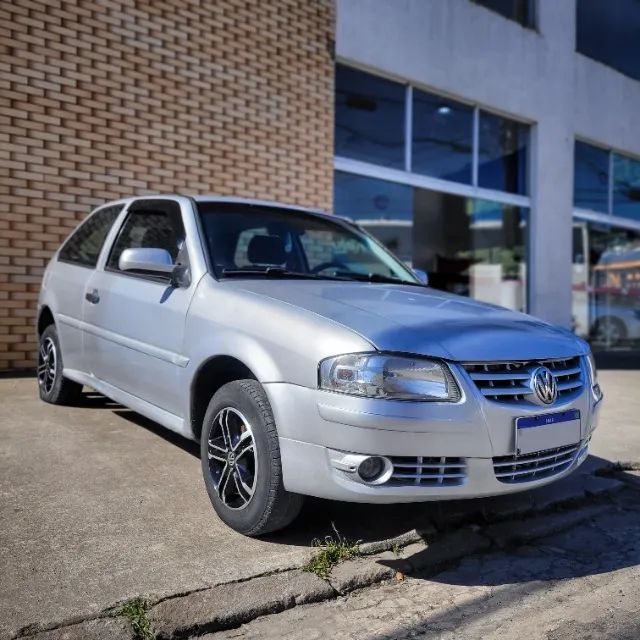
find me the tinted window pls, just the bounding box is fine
[335,65,405,169]
[58,205,122,267]
[613,154,640,222]
[412,89,473,184]
[478,111,529,194]
[107,200,186,273]
[574,141,609,213]
[473,0,535,27]
[577,0,640,81]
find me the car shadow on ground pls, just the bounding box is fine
[89,391,627,552]
[365,483,640,640]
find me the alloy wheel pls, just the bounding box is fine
[37,336,57,394]
[207,407,258,510]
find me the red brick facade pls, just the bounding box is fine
[0,0,336,370]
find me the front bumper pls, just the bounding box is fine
[264,362,602,503]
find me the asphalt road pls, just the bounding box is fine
[0,370,638,636]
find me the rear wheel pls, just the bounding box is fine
[37,324,83,405]
[200,379,303,536]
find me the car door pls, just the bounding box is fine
[83,198,195,418]
[49,204,124,375]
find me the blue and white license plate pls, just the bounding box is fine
[515,409,581,455]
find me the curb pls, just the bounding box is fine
[15,471,630,640]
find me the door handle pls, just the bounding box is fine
[85,289,100,304]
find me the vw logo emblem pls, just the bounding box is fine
[529,366,557,405]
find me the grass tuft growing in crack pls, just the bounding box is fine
[303,523,360,580]
[114,597,154,640]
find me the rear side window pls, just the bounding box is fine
[106,199,186,273]
[58,205,123,267]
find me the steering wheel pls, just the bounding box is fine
[311,261,350,274]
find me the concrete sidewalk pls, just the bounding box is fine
[0,370,638,637]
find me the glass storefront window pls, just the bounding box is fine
[334,171,528,311]
[613,154,640,222]
[572,220,640,351]
[334,172,413,263]
[412,89,473,184]
[335,65,405,169]
[574,141,610,213]
[478,111,529,194]
[576,0,640,82]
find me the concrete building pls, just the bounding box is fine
[335,0,640,356]
[1,0,639,371]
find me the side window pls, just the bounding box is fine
[107,200,186,274]
[58,205,123,267]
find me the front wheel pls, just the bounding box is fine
[200,380,304,536]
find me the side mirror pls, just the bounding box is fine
[119,248,190,287]
[119,248,175,274]
[413,268,429,285]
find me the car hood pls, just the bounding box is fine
[224,279,588,361]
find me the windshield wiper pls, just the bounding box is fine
[333,271,424,286]
[221,267,347,281]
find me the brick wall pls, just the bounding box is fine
[0,0,336,371]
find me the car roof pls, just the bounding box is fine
[192,195,331,217]
[97,195,348,222]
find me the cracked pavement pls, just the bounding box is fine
[208,487,640,639]
[1,370,639,638]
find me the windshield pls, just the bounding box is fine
[196,203,421,285]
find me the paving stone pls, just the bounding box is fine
[22,618,133,640]
[328,558,395,594]
[150,571,334,639]
[484,504,612,547]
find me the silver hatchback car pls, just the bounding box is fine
[37,195,604,535]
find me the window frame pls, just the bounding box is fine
[573,139,640,233]
[471,0,537,30]
[334,63,532,206]
[104,198,190,284]
[57,204,124,269]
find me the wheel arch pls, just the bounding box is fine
[189,355,258,441]
[37,305,55,336]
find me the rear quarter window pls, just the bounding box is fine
[58,205,123,267]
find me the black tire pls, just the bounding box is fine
[37,324,83,405]
[200,379,304,536]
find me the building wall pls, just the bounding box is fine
[336,0,640,327]
[0,0,335,371]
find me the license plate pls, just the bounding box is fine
[515,409,581,455]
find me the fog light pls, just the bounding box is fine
[357,456,387,483]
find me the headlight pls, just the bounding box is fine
[319,353,461,402]
[586,352,603,402]
[586,352,598,384]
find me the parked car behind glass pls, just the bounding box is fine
[37,196,603,535]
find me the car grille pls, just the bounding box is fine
[493,442,580,484]
[462,356,584,405]
[386,456,466,487]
